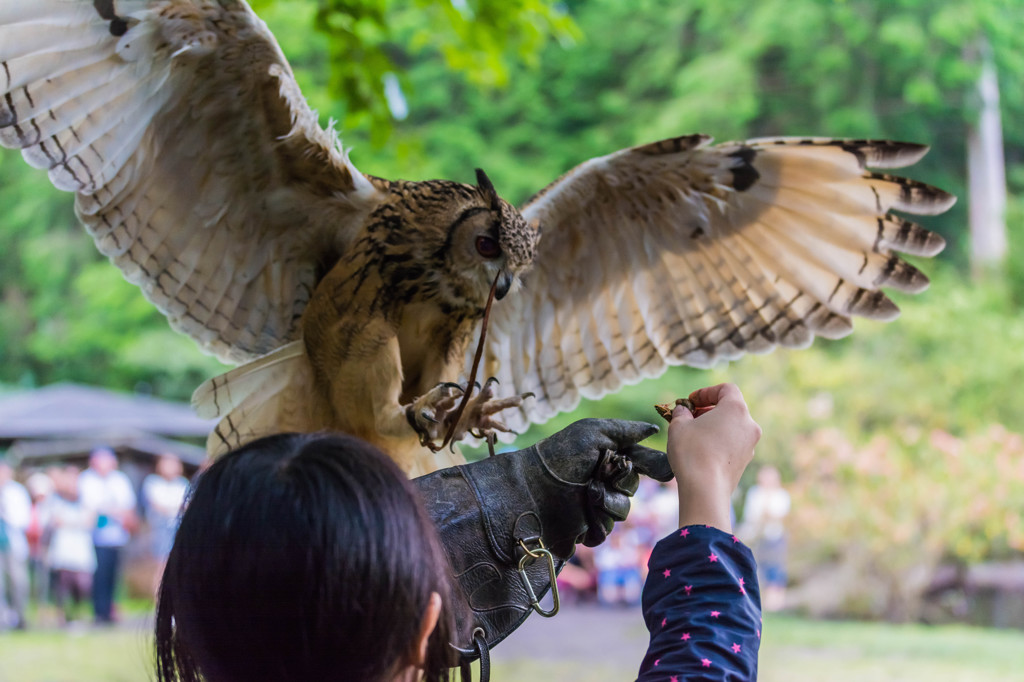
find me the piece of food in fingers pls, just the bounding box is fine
[655,398,696,422]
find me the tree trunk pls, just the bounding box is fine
[967,39,1008,277]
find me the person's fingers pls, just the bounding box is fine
[667,404,694,441]
[688,382,744,408]
[671,403,695,422]
[621,444,673,483]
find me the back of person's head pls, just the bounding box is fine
[56,467,80,501]
[88,446,118,475]
[155,453,184,480]
[155,432,465,682]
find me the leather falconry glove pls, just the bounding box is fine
[412,418,672,678]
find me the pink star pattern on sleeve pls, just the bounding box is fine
[636,525,761,681]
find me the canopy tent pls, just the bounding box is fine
[0,383,214,441]
[0,383,215,479]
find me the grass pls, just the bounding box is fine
[0,613,1021,682]
[759,614,1024,682]
[0,623,153,682]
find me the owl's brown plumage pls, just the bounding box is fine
[0,1,954,476]
[294,176,538,472]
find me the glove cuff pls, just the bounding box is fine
[413,458,566,664]
[461,446,588,562]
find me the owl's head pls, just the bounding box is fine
[378,170,539,311]
[463,168,538,301]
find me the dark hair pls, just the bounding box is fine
[155,432,465,682]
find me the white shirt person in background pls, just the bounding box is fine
[78,447,136,624]
[45,466,97,626]
[142,454,189,593]
[0,460,32,630]
[739,464,791,612]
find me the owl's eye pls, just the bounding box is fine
[475,235,501,259]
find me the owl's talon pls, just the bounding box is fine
[405,382,464,448]
[446,385,531,445]
[405,380,531,451]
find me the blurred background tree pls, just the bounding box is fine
[2,0,1023,622]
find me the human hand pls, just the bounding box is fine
[667,383,761,531]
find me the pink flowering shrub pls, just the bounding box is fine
[784,424,1024,620]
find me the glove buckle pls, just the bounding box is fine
[516,537,560,618]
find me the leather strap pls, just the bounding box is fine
[458,630,491,682]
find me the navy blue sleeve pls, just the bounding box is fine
[636,525,761,681]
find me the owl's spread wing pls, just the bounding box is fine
[482,135,953,433]
[0,0,382,363]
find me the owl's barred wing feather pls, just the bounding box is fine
[483,136,953,434]
[191,340,315,456]
[0,0,381,363]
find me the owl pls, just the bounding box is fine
[0,1,953,476]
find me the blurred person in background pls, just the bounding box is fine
[46,467,96,626]
[594,519,644,606]
[25,472,55,607]
[142,454,189,593]
[630,477,683,583]
[0,459,31,630]
[555,545,597,604]
[646,478,683,541]
[739,464,791,612]
[78,447,136,624]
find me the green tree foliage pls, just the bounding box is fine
[250,0,577,140]
[368,0,1024,249]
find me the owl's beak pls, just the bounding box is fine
[495,270,514,300]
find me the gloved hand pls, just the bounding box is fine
[468,417,671,558]
[413,418,671,669]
